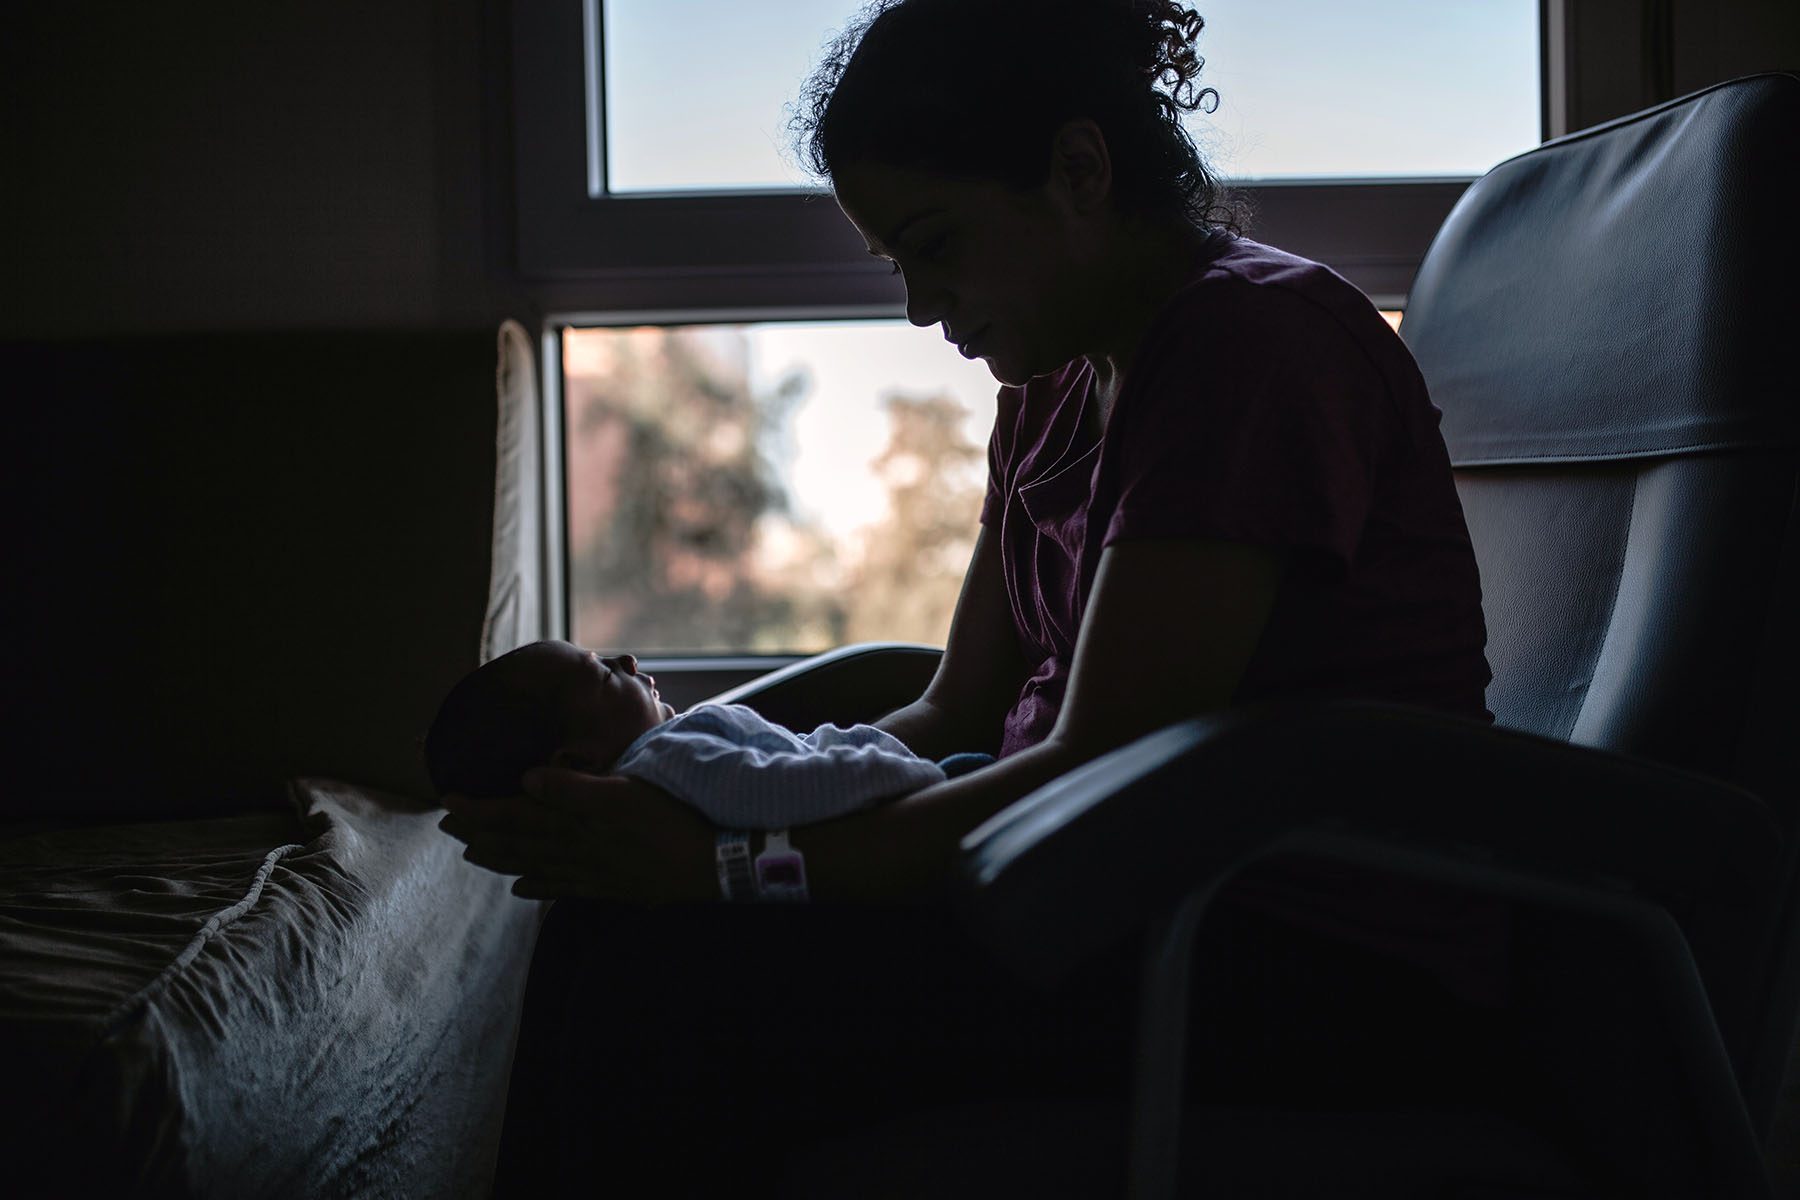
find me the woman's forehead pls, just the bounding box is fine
[835,163,996,252]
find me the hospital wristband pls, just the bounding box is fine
[753,829,809,903]
[714,830,754,902]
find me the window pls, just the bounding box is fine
[564,320,994,653]
[602,0,859,194]
[601,0,1539,194]
[513,2,1545,649]
[517,2,1540,309]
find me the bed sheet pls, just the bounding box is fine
[0,778,543,1198]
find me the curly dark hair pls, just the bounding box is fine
[792,0,1246,234]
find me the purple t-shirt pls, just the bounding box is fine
[982,236,1492,757]
[980,237,1506,1004]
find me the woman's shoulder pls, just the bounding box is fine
[1181,238,1378,329]
[1195,235,1343,283]
[1152,236,1408,378]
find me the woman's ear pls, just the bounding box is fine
[1048,119,1114,214]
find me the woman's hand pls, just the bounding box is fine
[438,771,717,904]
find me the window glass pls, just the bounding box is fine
[1191,1,1539,179]
[565,321,998,654]
[602,0,858,193]
[601,0,1539,193]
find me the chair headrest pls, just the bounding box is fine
[1402,72,1800,468]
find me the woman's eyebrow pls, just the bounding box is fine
[873,208,945,255]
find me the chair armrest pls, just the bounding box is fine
[958,701,1782,983]
[701,642,942,731]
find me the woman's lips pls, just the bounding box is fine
[957,326,990,358]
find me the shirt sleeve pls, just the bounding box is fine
[613,706,946,830]
[1103,283,1389,573]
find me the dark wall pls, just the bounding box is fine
[1,5,517,810]
[4,333,501,815]
[1558,0,1800,134]
[1,0,519,336]
[1671,0,1800,93]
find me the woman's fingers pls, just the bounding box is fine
[442,772,715,904]
[442,792,537,822]
[448,772,672,827]
[459,830,587,875]
[520,766,587,801]
[438,797,581,842]
[519,767,654,809]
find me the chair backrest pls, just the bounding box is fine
[1401,72,1800,1131]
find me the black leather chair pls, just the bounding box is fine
[723,73,1800,1197]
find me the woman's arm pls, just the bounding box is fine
[443,536,1282,906]
[798,536,1284,901]
[874,526,1026,759]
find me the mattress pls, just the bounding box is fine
[0,779,543,1199]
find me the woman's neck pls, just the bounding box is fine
[1083,221,1218,422]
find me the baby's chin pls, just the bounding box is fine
[657,701,676,721]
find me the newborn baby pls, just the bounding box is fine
[424,640,947,829]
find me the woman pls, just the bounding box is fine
[451,1,1511,1192]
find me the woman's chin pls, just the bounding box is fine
[987,355,1067,389]
[983,355,1035,388]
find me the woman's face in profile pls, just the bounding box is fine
[834,160,1092,386]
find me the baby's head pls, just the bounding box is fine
[424,640,674,798]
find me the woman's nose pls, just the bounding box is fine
[903,278,948,328]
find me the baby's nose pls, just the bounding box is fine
[613,654,638,675]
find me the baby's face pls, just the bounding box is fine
[553,644,675,764]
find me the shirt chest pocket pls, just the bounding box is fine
[1016,441,1103,562]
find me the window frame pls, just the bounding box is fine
[512,0,1545,313]
[519,0,1668,651]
